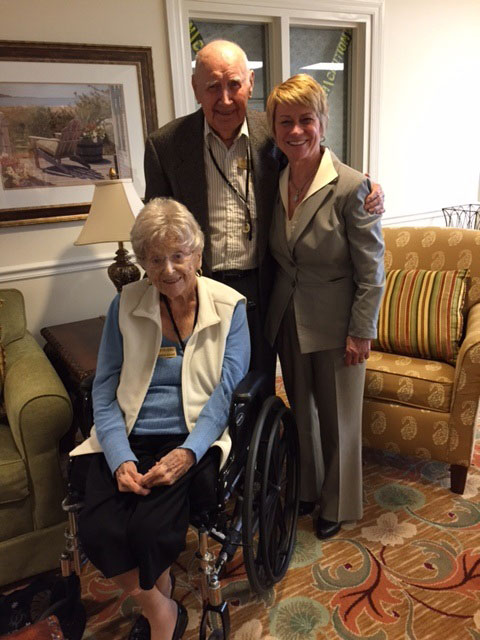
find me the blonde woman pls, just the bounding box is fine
[265,75,385,539]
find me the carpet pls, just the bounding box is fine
[79,407,480,639]
[80,450,480,640]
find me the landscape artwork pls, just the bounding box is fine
[0,82,133,191]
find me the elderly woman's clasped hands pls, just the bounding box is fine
[116,449,196,494]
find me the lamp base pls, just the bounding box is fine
[107,243,141,292]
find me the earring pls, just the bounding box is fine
[196,268,203,277]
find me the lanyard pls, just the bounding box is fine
[161,294,199,353]
[207,142,253,241]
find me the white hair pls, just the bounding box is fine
[130,197,204,265]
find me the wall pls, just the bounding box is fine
[0,0,479,335]
[379,0,480,222]
[0,0,174,337]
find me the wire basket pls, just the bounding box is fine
[442,204,480,229]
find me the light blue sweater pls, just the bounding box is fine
[92,295,250,474]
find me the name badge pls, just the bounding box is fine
[237,156,247,170]
[158,346,177,358]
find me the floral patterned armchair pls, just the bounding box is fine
[363,227,480,494]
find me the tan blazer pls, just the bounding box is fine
[265,149,385,353]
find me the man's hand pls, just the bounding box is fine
[141,448,196,488]
[115,461,150,495]
[345,336,371,366]
[364,180,385,215]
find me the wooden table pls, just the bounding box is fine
[41,317,105,440]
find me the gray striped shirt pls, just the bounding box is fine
[204,119,257,270]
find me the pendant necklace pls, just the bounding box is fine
[290,170,315,203]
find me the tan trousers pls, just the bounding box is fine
[277,305,365,522]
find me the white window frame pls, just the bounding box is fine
[166,0,384,175]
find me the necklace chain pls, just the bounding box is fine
[289,169,316,203]
[161,293,198,353]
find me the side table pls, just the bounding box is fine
[41,317,105,442]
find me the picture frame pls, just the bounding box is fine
[0,41,158,227]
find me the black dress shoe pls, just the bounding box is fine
[298,500,316,516]
[128,614,149,640]
[172,601,188,640]
[128,574,177,640]
[315,517,341,539]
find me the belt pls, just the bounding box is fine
[212,268,258,282]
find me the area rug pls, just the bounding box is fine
[79,410,480,639]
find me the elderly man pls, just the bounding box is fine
[144,40,384,388]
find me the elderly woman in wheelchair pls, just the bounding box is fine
[70,197,250,640]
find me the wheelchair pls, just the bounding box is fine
[55,371,300,640]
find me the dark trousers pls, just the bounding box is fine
[211,269,276,395]
[79,435,219,590]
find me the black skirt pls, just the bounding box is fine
[78,434,219,590]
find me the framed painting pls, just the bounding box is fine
[0,41,157,227]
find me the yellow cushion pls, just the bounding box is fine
[365,351,454,412]
[374,268,468,364]
[362,399,460,464]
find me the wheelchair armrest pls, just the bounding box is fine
[231,371,267,405]
[219,372,268,501]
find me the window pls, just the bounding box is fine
[290,26,352,162]
[166,0,384,174]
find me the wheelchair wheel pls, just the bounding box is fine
[242,396,299,594]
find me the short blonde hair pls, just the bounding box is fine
[131,197,204,266]
[266,73,328,138]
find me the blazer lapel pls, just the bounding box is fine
[272,193,291,260]
[275,169,293,257]
[247,110,280,264]
[174,110,213,270]
[288,148,338,248]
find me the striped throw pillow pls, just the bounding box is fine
[374,269,468,365]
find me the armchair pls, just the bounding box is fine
[363,227,480,494]
[0,289,72,587]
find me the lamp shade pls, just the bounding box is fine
[74,179,144,245]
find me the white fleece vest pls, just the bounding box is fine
[71,276,245,469]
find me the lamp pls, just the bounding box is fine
[75,178,144,292]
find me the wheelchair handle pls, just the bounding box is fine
[231,371,267,404]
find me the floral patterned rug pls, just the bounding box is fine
[80,430,480,640]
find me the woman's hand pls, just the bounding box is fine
[345,336,371,366]
[141,448,196,488]
[115,461,151,495]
